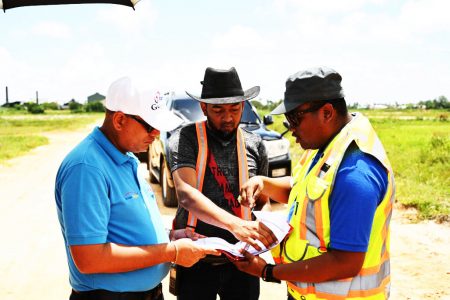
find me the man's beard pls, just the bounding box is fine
[206,120,237,141]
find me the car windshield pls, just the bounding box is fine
[172,98,260,124]
[172,99,205,121]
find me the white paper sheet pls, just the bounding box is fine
[193,211,291,259]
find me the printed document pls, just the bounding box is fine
[194,211,290,260]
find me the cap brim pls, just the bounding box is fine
[270,100,299,115]
[141,108,183,132]
[186,86,260,104]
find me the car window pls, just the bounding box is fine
[241,101,260,125]
[172,98,260,124]
[172,98,205,122]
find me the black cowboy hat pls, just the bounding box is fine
[186,67,260,104]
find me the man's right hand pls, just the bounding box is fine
[239,176,265,208]
[229,219,277,251]
[170,238,220,267]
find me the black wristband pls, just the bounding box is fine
[261,264,281,283]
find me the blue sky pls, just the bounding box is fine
[0,0,449,105]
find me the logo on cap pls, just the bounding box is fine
[151,91,161,110]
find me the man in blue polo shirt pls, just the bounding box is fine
[55,77,219,300]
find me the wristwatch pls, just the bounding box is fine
[261,264,281,283]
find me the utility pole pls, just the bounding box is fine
[5,86,9,104]
[36,91,39,104]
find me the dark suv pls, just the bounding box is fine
[148,92,291,207]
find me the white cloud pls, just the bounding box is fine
[0,47,12,65]
[1,0,449,105]
[212,25,272,50]
[247,0,450,103]
[97,0,157,34]
[54,43,117,102]
[0,47,37,102]
[32,21,71,39]
[273,0,373,15]
[399,0,450,34]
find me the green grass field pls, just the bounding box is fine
[259,108,449,222]
[0,109,103,164]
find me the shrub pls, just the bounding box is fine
[14,104,26,111]
[41,102,60,110]
[85,101,105,112]
[419,135,449,165]
[27,103,45,114]
[69,101,83,112]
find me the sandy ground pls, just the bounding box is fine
[0,123,449,300]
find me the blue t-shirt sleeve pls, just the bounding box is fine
[329,143,388,252]
[61,163,110,245]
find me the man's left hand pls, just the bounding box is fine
[230,220,277,251]
[170,229,206,241]
[233,249,267,278]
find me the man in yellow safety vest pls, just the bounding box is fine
[235,67,395,300]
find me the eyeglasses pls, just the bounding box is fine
[126,114,156,133]
[285,102,326,128]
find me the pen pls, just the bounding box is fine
[243,205,255,252]
[237,195,255,252]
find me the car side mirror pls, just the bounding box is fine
[281,120,290,136]
[263,115,273,125]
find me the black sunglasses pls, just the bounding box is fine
[126,114,156,133]
[285,102,327,128]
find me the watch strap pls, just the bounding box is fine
[261,264,281,283]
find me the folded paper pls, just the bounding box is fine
[194,211,291,260]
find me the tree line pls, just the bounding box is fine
[251,95,450,110]
[2,100,105,114]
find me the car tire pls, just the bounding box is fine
[149,169,158,183]
[148,149,159,183]
[161,160,177,207]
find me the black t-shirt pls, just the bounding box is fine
[168,122,268,243]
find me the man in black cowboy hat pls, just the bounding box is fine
[168,67,276,299]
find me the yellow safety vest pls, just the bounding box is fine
[186,121,252,231]
[272,113,395,300]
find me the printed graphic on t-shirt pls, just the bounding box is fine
[208,151,241,217]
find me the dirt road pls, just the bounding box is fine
[0,123,448,299]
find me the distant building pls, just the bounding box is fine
[87,93,105,103]
[370,104,389,109]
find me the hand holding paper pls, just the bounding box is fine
[194,211,291,260]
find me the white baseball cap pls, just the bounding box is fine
[105,77,183,132]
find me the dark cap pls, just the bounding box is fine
[271,67,345,114]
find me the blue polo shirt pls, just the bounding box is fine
[55,127,170,292]
[288,142,388,253]
[311,142,388,252]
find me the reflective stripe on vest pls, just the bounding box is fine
[187,121,251,232]
[273,113,395,300]
[186,122,208,231]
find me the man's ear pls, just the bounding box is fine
[200,103,207,115]
[112,112,127,131]
[322,103,334,123]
